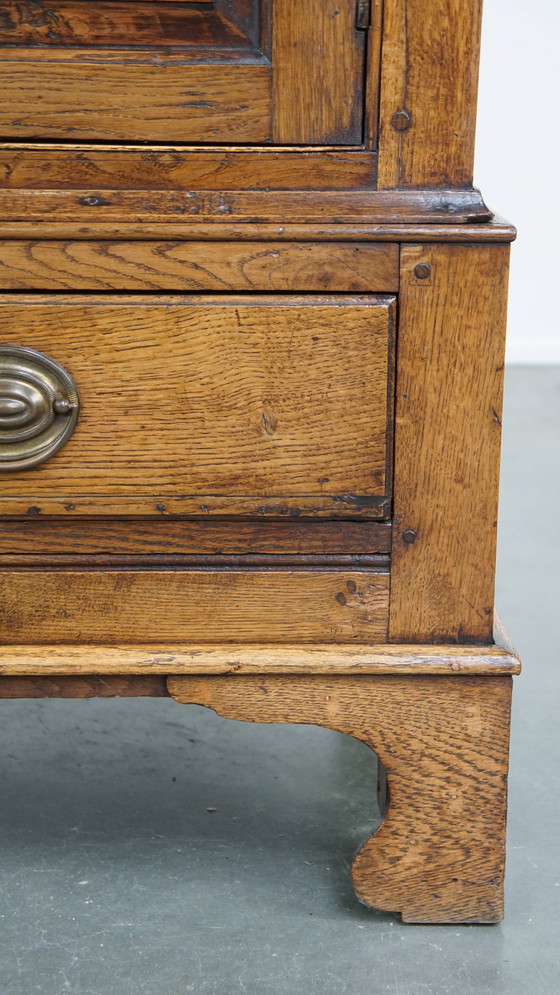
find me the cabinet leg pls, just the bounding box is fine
[168,673,512,924]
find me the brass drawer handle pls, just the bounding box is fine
[0,345,79,471]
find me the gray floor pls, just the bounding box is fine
[1,366,559,995]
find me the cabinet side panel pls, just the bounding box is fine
[377,0,483,187]
[390,243,509,643]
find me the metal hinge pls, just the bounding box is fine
[356,0,371,30]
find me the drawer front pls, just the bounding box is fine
[0,295,395,518]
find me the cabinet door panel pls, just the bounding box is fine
[0,0,368,144]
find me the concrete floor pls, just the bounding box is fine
[0,366,558,995]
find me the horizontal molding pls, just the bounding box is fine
[0,188,492,225]
[1,553,391,570]
[0,495,392,520]
[0,642,521,678]
[0,219,516,243]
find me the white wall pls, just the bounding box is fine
[475,0,560,363]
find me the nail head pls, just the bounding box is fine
[402,529,417,544]
[391,109,412,132]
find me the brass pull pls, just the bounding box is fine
[0,345,80,471]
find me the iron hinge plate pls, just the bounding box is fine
[356,0,371,30]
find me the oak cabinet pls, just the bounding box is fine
[0,0,519,926]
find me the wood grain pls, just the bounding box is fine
[0,570,390,644]
[0,675,169,697]
[0,62,271,142]
[0,642,521,677]
[0,188,492,224]
[0,496,390,518]
[0,2,252,49]
[0,295,394,516]
[0,148,377,191]
[2,554,389,570]
[272,0,366,144]
[168,673,513,923]
[0,0,517,932]
[364,0,384,149]
[390,244,510,643]
[0,0,369,145]
[0,220,516,243]
[0,519,392,556]
[378,0,483,187]
[0,241,399,292]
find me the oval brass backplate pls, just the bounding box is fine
[0,345,80,471]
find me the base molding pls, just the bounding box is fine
[0,641,521,679]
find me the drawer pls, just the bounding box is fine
[0,295,395,518]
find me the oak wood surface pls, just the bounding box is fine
[2,554,389,569]
[0,295,394,516]
[272,0,365,144]
[0,569,390,644]
[0,220,516,243]
[0,675,169,697]
[389,244,510,643]
[0,496,391,518]
[0,241,399,292]
[0,148,377,191]
[167,673,513,923]
[363,0,384,150]
[0,62,272,143]
[377,0,483,187]
[0,0,367,145]
[0,0,518,932]
[0,188,492,224]
[0,0,263,62]
[0,519,392,556]
[0,642,521,677]
[0,1,254,49]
